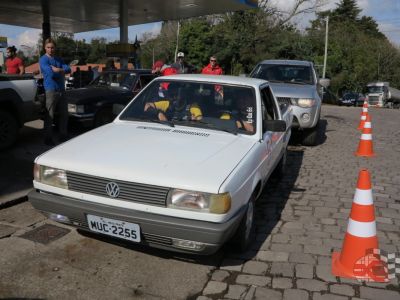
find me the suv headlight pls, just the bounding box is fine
[292,98,316,108]
[68,104,85,114]
[167,189,231,214]
[34,164,68,189]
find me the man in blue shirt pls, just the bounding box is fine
[40,38,71,145]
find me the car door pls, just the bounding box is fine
[259,86,283,182]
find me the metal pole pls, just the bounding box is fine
[120,0,129,69]
[41,0,50,44]
[174,21,180,62]
[322,16,329,79]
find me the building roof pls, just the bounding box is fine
[0,0,257,33]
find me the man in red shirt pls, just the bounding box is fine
[152,60,178,90]
[201,56,223,75]
[5,46,25,75]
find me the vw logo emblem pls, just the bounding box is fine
[105,182,120,198]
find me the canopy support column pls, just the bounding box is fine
[120,0,129,69]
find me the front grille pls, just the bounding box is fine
[67,171,169,206]
[369,96,380,105]
[277,97,292,105]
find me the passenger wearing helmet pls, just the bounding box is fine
[144,84,202,121]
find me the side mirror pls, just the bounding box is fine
[319,78,331,88]
[113,104,125,116]
[264,120,286,132]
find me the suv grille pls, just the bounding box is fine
[67,171,169,206]
[277,97,292,105]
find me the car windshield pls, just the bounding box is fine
[119,80,257,135]
[251,64,314,85]
[91,72,137,89]
[343,93,357,99]
[368,86,383,93]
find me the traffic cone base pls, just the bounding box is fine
[355,134,375,157]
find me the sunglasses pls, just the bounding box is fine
[210,59,216,62]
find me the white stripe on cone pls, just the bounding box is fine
[347,219,376,237]
[361,115,367,120]
[364,122,371,129]
[353,188,374,205]
[363,108,368,113]
[361,134,372,140]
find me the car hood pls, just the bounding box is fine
[36,122,256,193]
[268,82,317,99]
[65,87,132,104]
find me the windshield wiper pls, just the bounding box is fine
[282,80,310,85]
[175,119,238,135]
[149,119,175,127]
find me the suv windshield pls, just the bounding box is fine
[120,80,257,135]
[251,64,314,85]
[91,72,137,89]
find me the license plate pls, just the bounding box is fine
[87,214,141,242]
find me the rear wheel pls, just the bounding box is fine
[302,121,320,146]
[94,107,114,128]
[0,110,19,150]
[232,196,256,252]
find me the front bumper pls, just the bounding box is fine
[291,104,320,129]
[28,190,245,255]
[68,113,95,127]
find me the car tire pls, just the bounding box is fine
[94,107,114,128]
[0,110,19,150]
[302,120,320,146]
[232,195,256,252]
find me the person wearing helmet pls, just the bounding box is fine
[144,83,202,121]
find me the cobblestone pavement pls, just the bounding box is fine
[196,105,400,300]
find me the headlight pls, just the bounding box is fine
[34,164,68,189]
[293,98,316,108]
[68,104,85,114]
[167,189,231,214]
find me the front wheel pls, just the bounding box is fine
[302,121,320,146]
[232,196,256,252]
[0,110,19,150]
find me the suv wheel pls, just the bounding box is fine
[302,120,320,146]
[0,110,18,150]
[232,196,256,252]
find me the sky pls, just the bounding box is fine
[1,0,400,55]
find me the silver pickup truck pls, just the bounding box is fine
[0,74,43,150]
[250,60,329,146]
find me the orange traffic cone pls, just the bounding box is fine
[355,115,374,157]
[332,169,387,282]
[357,111,368,130]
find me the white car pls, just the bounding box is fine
[29,75,292,254]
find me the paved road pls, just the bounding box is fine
[0,106,399,299]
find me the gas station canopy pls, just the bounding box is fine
[0,0,257,33]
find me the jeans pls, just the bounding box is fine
[44,90,68,140]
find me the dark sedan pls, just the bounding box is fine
[66,69,156,127]
[338,92,365,107]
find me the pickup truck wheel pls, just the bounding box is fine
[0,110,18,150]
[94,107,114,128]
[233,196,256,252]
[302,121,320,146]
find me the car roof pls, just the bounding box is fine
[153,74,268,88]
[102,69,153,74]
[258,59,313,67]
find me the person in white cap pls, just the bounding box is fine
[172,52,196,74]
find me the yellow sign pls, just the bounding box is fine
[0,36,7,48]
[106,43,137,57]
